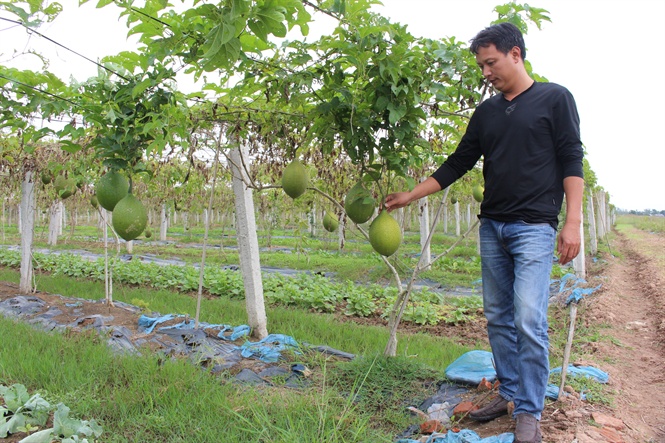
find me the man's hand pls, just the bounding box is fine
[557,222,581,265]
[383,192,412,212]
[558,176,585,265]
[383,177,443,212]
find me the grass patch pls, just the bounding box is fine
[1,221,484,289]
[0,266,472,441]
[615,214,665,234]
[0,316,395,442]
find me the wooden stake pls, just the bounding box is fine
[558,303,578,400]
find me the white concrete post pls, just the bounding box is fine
[20,171,36,293]
[230,144,268,339]
[418,191,431,268]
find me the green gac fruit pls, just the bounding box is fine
[323,213,339,232]
[450,196,458,204]
[96,171,129,211]
[90,195,99,209]
[112,194,148,241]
[281,159,308,199]
[144,229,152,239]
[344,182,376,224]
[54,175,77,199]
[368,210,402,257]
[472,184,484,203]
[41,171,52,185]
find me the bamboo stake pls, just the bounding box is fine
[195,131,222,328]
[558,302,578,400]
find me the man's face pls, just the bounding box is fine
[475,44,521,93]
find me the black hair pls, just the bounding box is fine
[470,22,526,60]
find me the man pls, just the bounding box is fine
[384,22,584,443]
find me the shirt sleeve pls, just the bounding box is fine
[554,87,584,179]
[430,109,483,189]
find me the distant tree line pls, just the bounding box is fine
[618,209,665,216]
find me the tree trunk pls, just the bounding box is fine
[230,144,268,339]
[20,171,36,293]
[443,202,448,234]
[418,192,431,268]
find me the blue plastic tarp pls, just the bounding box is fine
[397,429,513,443]
[138,314,178,333]
[445,350,496,385]
[553,273,602,305]
[240,334,300,363]
[217,324,251,341]
[550,365,609,384]
[545,366,608,400]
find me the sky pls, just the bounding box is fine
[1,0,664,211]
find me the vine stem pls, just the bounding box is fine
[385,190,480,356]
[195,128,222,328]
[309,185,404,292]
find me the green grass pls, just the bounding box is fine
[3,220,484,288]
[0,268,468,442]
[0,266,471,441]
[615,214,665,234]
[0,267,468,366]
[0,316,395,442]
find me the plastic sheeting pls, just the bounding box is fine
[550,365,609,383]
[446,351,608,401]
[397,429,514,443]
[444,350,496,385]
[553,273,602,305]
[240,334,300,363]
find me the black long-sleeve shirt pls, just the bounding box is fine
[431,82,584,229]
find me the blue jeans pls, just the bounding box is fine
[479,218,556,420]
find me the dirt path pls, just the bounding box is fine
[438,225,665,443]
[575,226,665,443]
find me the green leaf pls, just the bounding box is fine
[59,140,83,154]
[387,102,406,124]
[14,428,54,443]
[2,384,29,412]
[131,78,153,99]
[202,19,237,60]
[0,413,26,438]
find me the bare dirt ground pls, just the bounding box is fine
[463,226,665,443]
[1,225,664,443]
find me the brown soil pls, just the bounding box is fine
[1,226,664,443]
[471,227,665,443]
[343,227,665,443]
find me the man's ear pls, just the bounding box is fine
[511,46,522,62]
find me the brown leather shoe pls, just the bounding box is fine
[468,396,509,421]
[515,413,542,443]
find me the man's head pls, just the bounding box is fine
[470,22,526,60]
[471,23,531,96]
